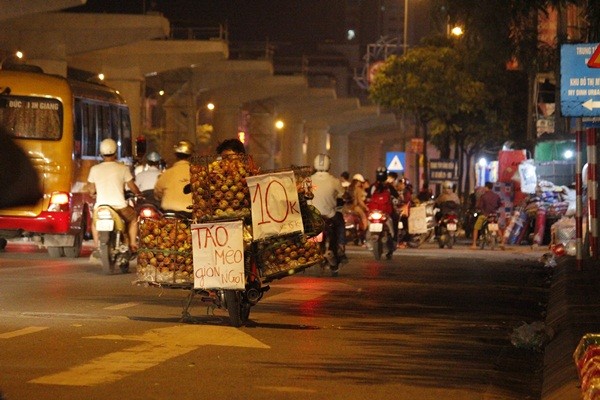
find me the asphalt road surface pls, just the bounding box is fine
[0,240,549,400]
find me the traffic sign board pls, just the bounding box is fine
[561,43,600,117]
[589,43,600,68]
[385,152,405,172]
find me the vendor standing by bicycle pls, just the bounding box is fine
[470,181,502,249]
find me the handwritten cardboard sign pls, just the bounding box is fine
[191,220,245,290]
[246,170,304,240]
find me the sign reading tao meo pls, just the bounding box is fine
[385,152,405,172]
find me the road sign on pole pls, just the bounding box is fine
[385,152,405,172]
[561,43,600,117]
[588,43,600,68]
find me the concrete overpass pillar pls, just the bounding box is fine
[279,120,307,168]
[306,125,330,166]
[105,77,144,142]
[329,133,349,176]
[212,105,241,148]
[247,112,276,170]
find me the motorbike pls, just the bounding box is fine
[406,201,436,248]
[478,212,500,250]
[94,203,134,274]
[137,203,266,327]
[367,209,395,260]
[436,202,459,249]
[314,213,342,276]
[342,207,365,246]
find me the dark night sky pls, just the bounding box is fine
[67,0,347,44]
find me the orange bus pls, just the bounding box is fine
[0,65,133,257]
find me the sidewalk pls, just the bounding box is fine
[543,255,600,400]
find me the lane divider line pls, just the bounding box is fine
[0,326,48,339]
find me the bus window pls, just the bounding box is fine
[73,99,82,159]
[81,102,97,157]
[120,108,132,159]
[0,95,62,140]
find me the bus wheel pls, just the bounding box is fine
[47,246,64,258]
[0,238,7,251]
[63,233,83,258]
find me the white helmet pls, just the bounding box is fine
[442,181,453,190]
[100,138,117,156]
[352,173,365,183]
[146,151,161,162]
[313,154,331,172]
[174,140,194,155]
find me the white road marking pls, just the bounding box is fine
[0,326,48,339]
[103,302,140,310]
[30,324,269,386]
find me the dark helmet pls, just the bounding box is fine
[375,167,387,182]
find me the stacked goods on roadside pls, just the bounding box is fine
[137,216,193,284]
[255,233,323,278]
[189,154,259,221]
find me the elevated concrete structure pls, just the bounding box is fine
[0,9,398,175]
[0,0,86,21]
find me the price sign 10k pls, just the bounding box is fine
[246,170,304,240]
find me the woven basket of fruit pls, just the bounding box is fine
[254,232,324,279]
[136,216,194,284]
[189,154,259,222]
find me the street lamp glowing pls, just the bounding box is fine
[207,102,215,111]
[97,73,105,81]
[450,26,464,37]
[15,51,23,60]
[564,149,574,159]
[158,90,165,96]
[274,119,284,130]
[478,157,487,167]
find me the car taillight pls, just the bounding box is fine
[47,192,70,212]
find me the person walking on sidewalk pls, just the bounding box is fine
[471,181,502,249]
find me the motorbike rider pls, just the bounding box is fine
[154,140,194,216]
[216,138,247,157]
[87,138,143,252]
[344,173,369,240]
[310,154,346,269]
[135,151,162,208]
[368,167,400,258]
[434,181,461,237]
[471,181,502,249]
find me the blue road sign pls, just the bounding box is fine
[385,152,405,172]
[561,43,600,117]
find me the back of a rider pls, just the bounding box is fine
[368,188,393,215]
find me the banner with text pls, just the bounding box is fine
[192,220,245,290]
[246,171,304,240]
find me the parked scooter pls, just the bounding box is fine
[367,209,395,260]
[406,201,436,248]
[478,212,500,250]
[436,201,460,249]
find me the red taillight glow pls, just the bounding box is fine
[140,207,160,219]
[48,192,70,212]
